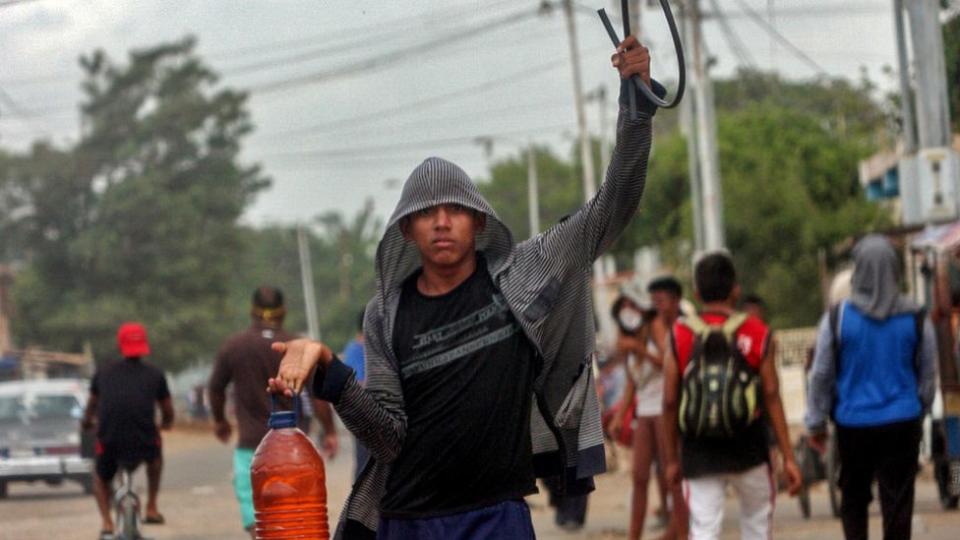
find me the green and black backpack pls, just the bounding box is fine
[678,312,762,440]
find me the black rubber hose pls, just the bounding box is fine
[621,0,638,117]
[598,0,686,110]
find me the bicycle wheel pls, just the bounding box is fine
[116,493,141,540]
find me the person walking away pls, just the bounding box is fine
[342,310,369,481]
[806,235,937,540]
[209,286,338,538]
[267,35,664,539]
[662,253,801,540]
[81,322,174,539]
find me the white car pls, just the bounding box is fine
[0,379,94,498]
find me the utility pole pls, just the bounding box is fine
[586,86,611,176]
[563,0,598,203]
[905,0,952,149]
[527,140,541,238]
[297,225,321,340]
[679,3,705,254]
[893,0,917,154]
[896,0,959,224]
[689,0,725,250]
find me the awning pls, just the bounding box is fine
[911,221,960,252]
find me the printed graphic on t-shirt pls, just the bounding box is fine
[402,293,519,378]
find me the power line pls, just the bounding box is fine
[222,10,548,79]
[255,43,609,140]
[214,0,522,59]
[715,3,887,19]
[710,0,756,68]
[729,0,827,76]
[263,122,574,160]
[0,0,524,87]
[0,87,33,118]
[0,0,43,8]
[248,8,541,94]
[254,98,578,147]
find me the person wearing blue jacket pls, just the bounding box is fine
[806,235,938,540]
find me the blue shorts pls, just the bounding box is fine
[378,500,535,540]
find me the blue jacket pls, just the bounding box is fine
[806,301,937,431]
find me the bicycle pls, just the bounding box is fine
[111,462,151,540]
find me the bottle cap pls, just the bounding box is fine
[268,393,300,429]
[268,410,297,429]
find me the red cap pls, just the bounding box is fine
[117,322,151,358]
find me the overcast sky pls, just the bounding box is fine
[0,0,900,227]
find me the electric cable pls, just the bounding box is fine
[730,0,827,76]
[248,8,541,95]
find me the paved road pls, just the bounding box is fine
[2,428,958,539]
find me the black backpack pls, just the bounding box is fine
[678,312,762,439]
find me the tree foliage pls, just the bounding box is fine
[0,38,381,372]
[479,71,892,328]
[3,39,269,371]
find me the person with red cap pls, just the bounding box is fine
[81,322,174,539]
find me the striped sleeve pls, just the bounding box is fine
[534,81,660,267]
[329,305,407,464]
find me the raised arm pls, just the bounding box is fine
[533,36,664,268]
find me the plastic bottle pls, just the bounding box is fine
[251,396,329,539]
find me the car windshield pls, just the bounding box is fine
[31,394,81,419]
[0,396,25,421]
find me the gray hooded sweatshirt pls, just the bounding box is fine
[314,83,662,537]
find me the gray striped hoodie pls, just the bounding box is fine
[314,83,661,538]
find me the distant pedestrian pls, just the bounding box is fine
[663,252,801,540]
[741,294,766,323]
[81,322,173,539]
[806,235,937,540]
[608,285,667,540]
[209,286,338,538]
[341,310,369,481]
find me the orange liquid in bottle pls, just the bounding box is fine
[251,405,329,539]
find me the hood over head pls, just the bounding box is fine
[849,234,917,319]
[375,157,515,299]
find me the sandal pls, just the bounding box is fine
[144,513,165,525]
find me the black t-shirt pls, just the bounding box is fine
[91,358,170,450]
[681,420,769,478]
[380,257,538,518]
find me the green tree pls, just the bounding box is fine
[224,200,380,356]
[478,72,891,328]
[7,38,268,371]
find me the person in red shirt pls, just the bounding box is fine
[662,253,800,539]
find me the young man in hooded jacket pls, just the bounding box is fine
[806,235,938,540]
[269,35,662,539]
